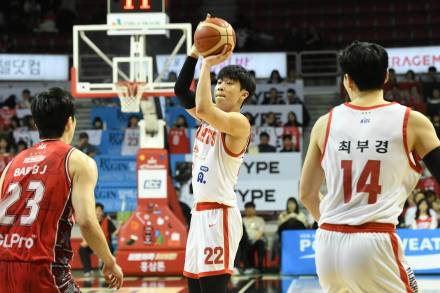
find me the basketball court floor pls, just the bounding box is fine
[75,273,440,292]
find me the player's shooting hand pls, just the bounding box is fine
[190,44,200,59]
[202,45,233,67]
[102,260,124,290]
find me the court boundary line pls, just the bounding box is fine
[238,278,257,293]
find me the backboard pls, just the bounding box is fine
[71,23,191,98]
[71,1,191,99]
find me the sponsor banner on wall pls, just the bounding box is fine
[94,155,137,184]
[282,229,440,275]
[387,46,440,74]
[170,153,301,211]
[138,169,167,199]
[236,180,299,211]
[94,186,137,212]
[156,52,287,78]
[239,153,301,180]
[0,54,68,81]
[242,105,303,127]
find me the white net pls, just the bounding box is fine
[116,82,146,112]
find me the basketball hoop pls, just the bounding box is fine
[116,81,147,113]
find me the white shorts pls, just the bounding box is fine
[316,223,418,293]
[183,202,242,279]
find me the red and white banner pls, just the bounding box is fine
[387,46,440,74]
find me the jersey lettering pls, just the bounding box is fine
[0,181,45,226]
[341,160,382,204]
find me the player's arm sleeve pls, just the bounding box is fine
[422,146,440,186]
[174,56,198,109]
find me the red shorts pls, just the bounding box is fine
[0,261,81,293]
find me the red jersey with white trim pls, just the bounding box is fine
[0,140,75,266]
[192,122,247,207]
[320,102,421,226]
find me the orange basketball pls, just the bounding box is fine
[194,17,236,57]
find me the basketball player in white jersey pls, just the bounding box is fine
[174,31,256,293]
[300,41,440,293]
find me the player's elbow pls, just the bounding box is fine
[195,105,209,117]
[299,186,312,206]
[76,216,95,230]
[299,193,309,206]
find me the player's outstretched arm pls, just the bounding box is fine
[69,150,123,289]
[174,45,200,119]
[195,47,250,138]
[299,115,327,222]
[408,110,440,184]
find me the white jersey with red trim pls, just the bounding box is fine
[319,102,421,226]
[192,122,247,207]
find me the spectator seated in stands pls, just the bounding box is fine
[168,115,190,154]
[257,132,276,153]
[384,68,398,92]
[77,132,100,157]
[127,115,140,129]
[261,112,279,127]
[410,199,438,229]
[407,86,426,114]
[405,191,437,228]
[243,202,266,273]
[422,66,439,99]
[16,139,27,153]
[284,111,302,127]
[79,203,117,277]
[279,134,297,152]
[286,90,311,127]
[286,88,302,105]
[19,89,33,109]
[0,94,17,109]
[427,88,440,117]
[277,197,308,232]
[267,70,283,84]
[93,117,104,130]
[262,88,285,105]
[0,136,13,155]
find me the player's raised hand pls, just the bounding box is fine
[190,44,200,59]
[102,259,124,289]
[202,45,233,67]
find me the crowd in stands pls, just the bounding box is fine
[0,0,76,34]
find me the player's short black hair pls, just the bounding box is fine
[218,65,256,101]
[338,41,388,91]
[31,87,75,139]
[22,89,31,95]
[244,202,255,209]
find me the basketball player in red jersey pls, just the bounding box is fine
[174,15,256,293]
[300,41,440,292]
[0,88,123,292]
